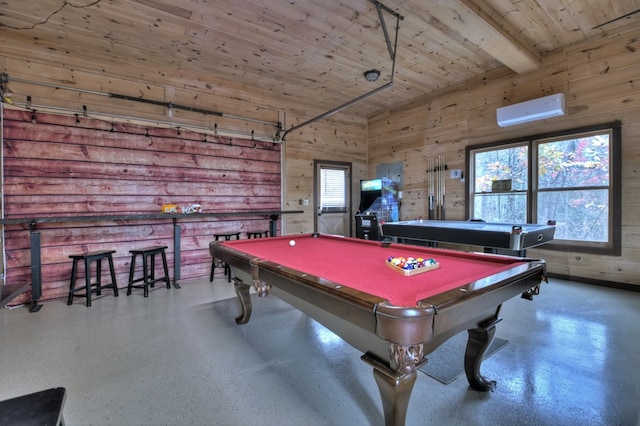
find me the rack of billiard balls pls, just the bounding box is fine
[385,256,440,276]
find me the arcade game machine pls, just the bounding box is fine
[355,177,399,240]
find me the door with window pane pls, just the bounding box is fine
[314,161,351,236]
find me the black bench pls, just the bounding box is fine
[0,387,66,425]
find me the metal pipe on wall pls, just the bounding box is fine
[7,101,281,144]
[281,82,393,140]
[4,74,281,131]
[1,104,6,283]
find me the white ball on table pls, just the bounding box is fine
[289,240,296,247]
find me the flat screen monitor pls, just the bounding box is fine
[361,178,382,192]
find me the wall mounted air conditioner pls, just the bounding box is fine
[496,93,566,127]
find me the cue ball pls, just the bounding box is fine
[289,240,296,247]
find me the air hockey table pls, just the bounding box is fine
[381,220,556,256]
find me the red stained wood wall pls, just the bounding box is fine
[2,108,282,302]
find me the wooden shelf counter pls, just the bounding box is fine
[0,210,303,312]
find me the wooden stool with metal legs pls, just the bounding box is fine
[246,230,269,239]
[127,246,171,297]
[67,250,118,307]
[210,232,240,282]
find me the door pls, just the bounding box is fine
[314,160,351,236]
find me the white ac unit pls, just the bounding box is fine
[496,93,566,127]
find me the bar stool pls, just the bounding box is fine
[246,230,269,239]
[210,232,240,282]
[67,250,118,307]
[127,246,171,297]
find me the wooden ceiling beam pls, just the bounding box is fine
[424,0,541,74]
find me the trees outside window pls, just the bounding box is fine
[536,131,611,243]
[467,122,620,255]
[471,144,528,223]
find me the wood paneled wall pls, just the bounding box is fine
[2,108,281,301]
[281,113,369,236]
[0,53,370,241]
[9,18,638,292]
[367,25,640,287]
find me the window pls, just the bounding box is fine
[535,130,612,244]
[467,122,621,255]
[471,143,528,223]
[320,167,348,212]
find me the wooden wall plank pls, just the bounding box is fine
[367,26,640,287]
[2,108,282,302]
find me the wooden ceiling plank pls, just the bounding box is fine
[189,0,387,73]
[3,0,640,117]
[130,0,193,20]
[485,0,563,52]
[425,0,540,74]
[0,1,62,28]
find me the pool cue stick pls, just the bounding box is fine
[428,157,434,219]
[436,155,442,220]
[440,154,445,220]
[439,155,442,220]
[435,156,440,220]
[434,155,439,220]
[435,156,438,220]
[431,156,436,220]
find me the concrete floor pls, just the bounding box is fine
[1,275,639,426]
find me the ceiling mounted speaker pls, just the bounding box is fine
[497,93,566,127]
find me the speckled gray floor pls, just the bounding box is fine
[1,276,639,426]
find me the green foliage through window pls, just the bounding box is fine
[466,122,620,255]
[536,131,610,242]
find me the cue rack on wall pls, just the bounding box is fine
[427,155,446,220]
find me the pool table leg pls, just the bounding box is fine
[362,353,418,426]
[464,315,502,392]
[372,367,416,426]
[233,278,253,324]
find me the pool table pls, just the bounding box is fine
[209,233,547,426]
[382,220,556,256]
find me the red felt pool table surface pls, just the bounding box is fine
[219,233,526,307]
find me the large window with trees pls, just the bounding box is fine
[467,122,621,255]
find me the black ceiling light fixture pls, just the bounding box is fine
[364,69,381,82]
